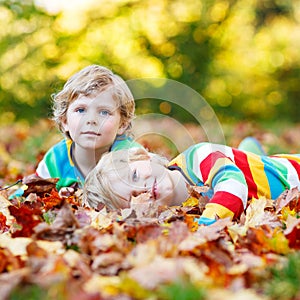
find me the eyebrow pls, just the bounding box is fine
[127,167,131,184]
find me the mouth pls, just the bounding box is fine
[82,131,101,136]
[151,178,158,200]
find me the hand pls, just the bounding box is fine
[59,187,74,198]
[195,216,216,226]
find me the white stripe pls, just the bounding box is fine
[192,143,235,182]
[271,157,300,189]
[214,178,248,208]
[36,161,51,178]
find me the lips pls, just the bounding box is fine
[82,131,101,136]
[152,178,158,200]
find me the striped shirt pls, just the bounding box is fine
[168,143,300,220]
[36,135,142,190]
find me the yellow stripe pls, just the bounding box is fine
[273,154,300,164]
[169,154,194,183]
[205,157,233,185]
[247,153,270,198]
[66,139,75,166]
[202,203,234,219]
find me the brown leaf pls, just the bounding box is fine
[9,203,43,237]
[34,201,80,244]
[0,269,29,300]
[244,198,281,228]
[22,174,59,197]
[178,218,231,252]
[275,187,300,213]
[0,212,9,233]
[129,256,185,289]
[284,214,300,248]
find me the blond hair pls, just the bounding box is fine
[52,65,135,137]
[83,148,168,211]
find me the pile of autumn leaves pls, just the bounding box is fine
[0,178,300,300]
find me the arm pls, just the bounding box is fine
[173,143,248,222]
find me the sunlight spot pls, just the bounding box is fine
[210,0,229,22]
[0,112,15,124]
[159,102,172,114]
[267,91,282,105]
[217,94,232,107]
[269,52,284,68]
[34,0,97,14]
[167,62,183,78]
[160,43,176,57]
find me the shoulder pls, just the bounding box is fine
[111,135,143,151]
[44,139,69,153]
[42,138,72,162]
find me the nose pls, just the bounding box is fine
[140,163,153,179]
[85,112,98,125]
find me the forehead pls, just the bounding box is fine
[107,157,150,179]
[70,90,118,106]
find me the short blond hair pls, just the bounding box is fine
[83,148,168,211]
[52,65,135,137]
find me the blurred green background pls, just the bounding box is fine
[1,0,300,126]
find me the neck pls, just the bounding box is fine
[71,144,109,178]
[170,169,189,205]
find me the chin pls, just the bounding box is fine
[157,196,173,207]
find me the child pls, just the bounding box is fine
[35,64,142,190]
[83,143,300,225]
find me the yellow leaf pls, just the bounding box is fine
[267,228,290,255]
[280,206,297,221]
[182,196,199,207]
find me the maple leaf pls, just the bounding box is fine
[22,174,59,197]
[91,251,129,276]
[275,187,300,214]
[0,248,24,273]
[244,198,281,228]
[128,256,185,290]
[120,192,164,220]
[178,218,231,252]
[34,201,80,245]
[283,214,300,248]
[186,185,210,213]
[0,269,29,300]
[39,189,63,210]
[230,249,264,274]
[0,212,9,233]
[9,203,43,237]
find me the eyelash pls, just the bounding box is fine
[75,107,85,113]
[99,110,111,116]
[132,169,138,182]
[73,108,112,115]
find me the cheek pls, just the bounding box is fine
[101,118,121,130]
[66,118,81,133]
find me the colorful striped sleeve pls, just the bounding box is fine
[171,143,248,220]
[170,143,300,221]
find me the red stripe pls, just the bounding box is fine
[232,148,258,199]
[200,151,226,182]
[287,159,300,179]
[211,191,244,218]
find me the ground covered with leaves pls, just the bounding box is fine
[0,120,300,300]
[0,177,300,300]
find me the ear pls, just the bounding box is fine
[61,117,69,132]
[117,122,129,135]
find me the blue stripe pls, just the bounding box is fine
[261,156,286,199]
[184,145,206,185]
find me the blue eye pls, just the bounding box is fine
[99,110,110,116]
[132,169,138,182]
[75,108,85,113]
